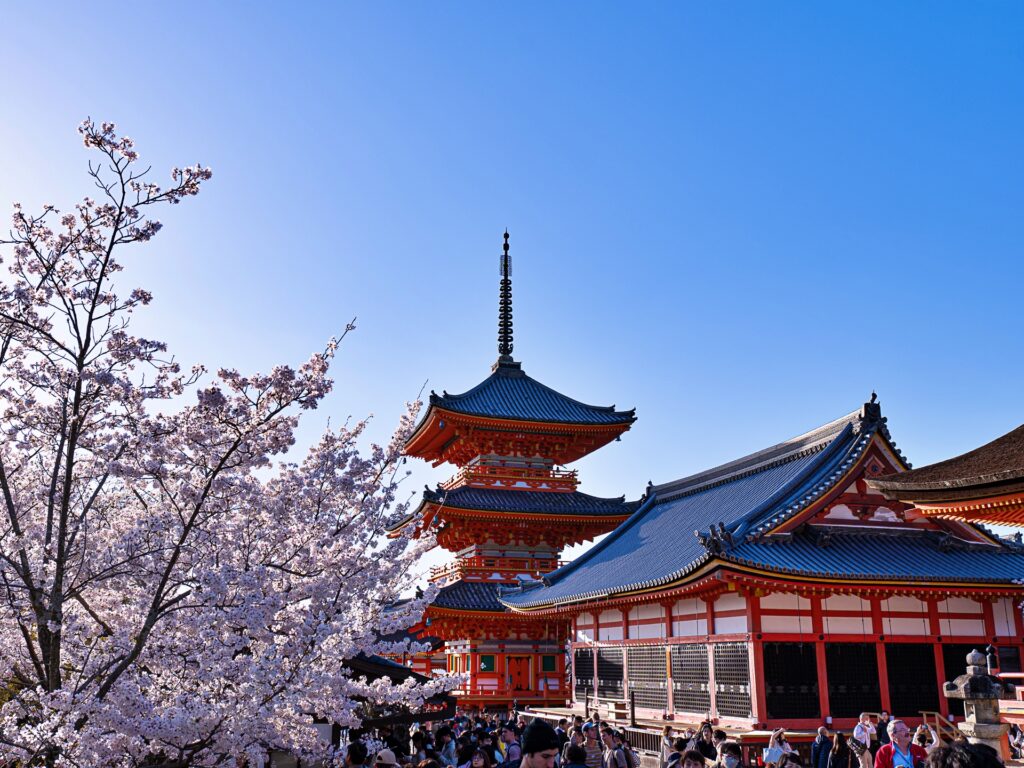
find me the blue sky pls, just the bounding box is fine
[3,3,1023,568]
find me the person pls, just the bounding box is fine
[853,714,877,768]
[557,720,570,750]
[812,727,832,768]
[712,731,727,760]
[470,749,494,768]
[564,745,589,768]
[913,726,939,755]
[602,729,628,768]
[618,734,638,768]
[413,733,429,764]
[457,741,479,768]
[925,742,1002,768]
[667,738,689,768]
[680,750,707,768]
[873,720,927,768]
[502,724,523,766]
[582,725,603,768]
[661,726,675,768]
[520,719,562,768]
[877,714,892,749]
[562,729,584,767]
[347,743,369,768]
[436,728,457,768]
[765,729,795,768]
[694,724,718,762]
[714,741,742,768]
[377,750,402,768]
[481,733,503,765]
[828,733,855,768]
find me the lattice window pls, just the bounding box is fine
[713,642,751,718]
[671,643,711,715]
[942,644,978,717]
[763,643,820,720]
[886,643,939,716]
[627,646,668,710]
[597,648,625,699]
[574,648,594,698]
[825,643,881,718]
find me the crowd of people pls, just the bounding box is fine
[340,711,1006,768]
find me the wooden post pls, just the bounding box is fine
[872,597,892,713]
[811,596,830,719]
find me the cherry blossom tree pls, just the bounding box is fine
[0,121,442,766]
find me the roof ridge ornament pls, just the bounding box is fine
[496,229,514,362]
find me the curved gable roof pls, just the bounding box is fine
[427,358,636,426]
[502,408,867,608]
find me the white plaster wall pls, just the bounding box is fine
[761,592,811,610]
[942,618,985,637]
[673,618,708,637]
[632,604,664,621]
[576,629,594,642]
[673,597,703,616]
[599,625,624,641]
[939,598,982,614]
[715,615,748,634]
[599,609,622,626]
[994,598,1016,637]
[633,622,664,639]
[824,594,866,611]
[824,615,871,634]
[883,617,929,635]
[884,596,927,612]
[762,614,812,634]
[716,592,747,612]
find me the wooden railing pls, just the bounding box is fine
[441,464,578,491]
[920,711,959,743]
[429,556,568,582]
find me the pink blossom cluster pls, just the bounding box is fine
[0,122,451,766]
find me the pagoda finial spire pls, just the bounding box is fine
[497,230,513,359]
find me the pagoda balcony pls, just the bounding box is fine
[429,555,569,583]
[441,464,578,492]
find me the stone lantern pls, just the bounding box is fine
[943,647,1014,754]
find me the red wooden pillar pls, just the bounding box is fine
[983,599,997,642]
[592,612,601,697]
[927,598,949,717]
[705,596,718,719]
[811,596,830,719]
[747,594,766,726]
[621,609,631,700]
[872,596,892,713]
[665,602,675,715]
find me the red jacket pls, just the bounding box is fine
[873,743,928,768]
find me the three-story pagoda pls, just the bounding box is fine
[393,232,637,709]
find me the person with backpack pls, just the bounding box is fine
[601,729,628,768]
[501,724,523,767]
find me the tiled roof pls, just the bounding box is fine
[871,424,1024,501]
[427,357,635,426]
[433,580,505,612]
[726,529,1024,583]
[387,486,639,534]
[422,486,640,516]
[502,402,1019,610]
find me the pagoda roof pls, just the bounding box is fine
[870,423,1024,503]
[422,486,640,516]
[389,487,638,534]
[433,580,505,612]
[425,357,635,427]
[501,402,1024,610]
